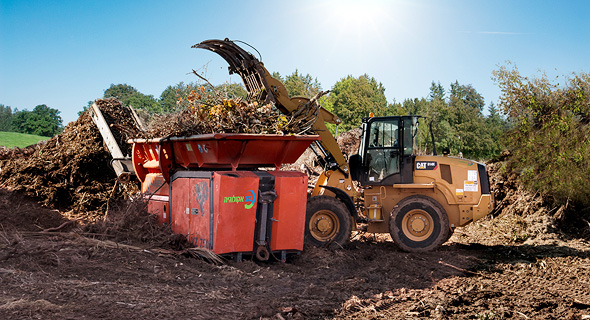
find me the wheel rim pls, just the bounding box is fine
[309,209,340,241]
[401,209,434,241]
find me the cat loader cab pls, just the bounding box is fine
[351,115,418,186]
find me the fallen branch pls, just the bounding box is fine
[438,260,481,276]
[41,218,84,233]
[104,179,119,220]
[65,233,144,251]
[150,247,225,264]
[573,299,590,309]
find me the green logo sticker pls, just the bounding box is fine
[224,189,256,209]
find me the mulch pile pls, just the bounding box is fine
[0,143,44,161]
[0,94,321,223]
[456,151,590,244]
[337,127,362,157]
[0,98,138,221]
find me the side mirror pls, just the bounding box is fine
[348,154,362,181]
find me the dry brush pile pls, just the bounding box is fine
[455,153,590,245]
[142,86,325,138]
[0,89,322,224]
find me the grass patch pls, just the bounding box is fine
[0,131,50,148]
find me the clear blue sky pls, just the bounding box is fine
[1,0,589,125]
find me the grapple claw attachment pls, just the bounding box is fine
[193,39,274,103]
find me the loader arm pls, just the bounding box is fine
[194,39,354,197]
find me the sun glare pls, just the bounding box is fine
[320,0,404,46]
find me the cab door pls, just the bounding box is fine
[361,117,401,184]
[358,116,415,186]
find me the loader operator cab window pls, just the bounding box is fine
[366,119,400,183]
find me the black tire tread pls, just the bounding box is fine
[389,195,450,252]
[305,196,352,247]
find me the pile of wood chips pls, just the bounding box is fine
[0,101,136,221]
[0,91,322,221]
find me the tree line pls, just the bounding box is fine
[1,70,508,160]
[0,104,64,137]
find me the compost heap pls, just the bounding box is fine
[0,94,320,221]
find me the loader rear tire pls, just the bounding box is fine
[305,196,352,247]
[389,195,449,252]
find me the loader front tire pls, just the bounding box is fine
[305,196,352,247]
[389,195,449,252]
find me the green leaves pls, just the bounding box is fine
[494,64,590,206]
[324,74,388,132]
[10,104,63,136]
[0,104,13,132]
[282,70,322,99]
[388,82,506,160]
[103,84,160,114]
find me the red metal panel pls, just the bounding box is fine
[148,200,169,225]
[170,178,191,237]
[130,134,319,183]
[143,173,169,224]
[169,176,214,249]
[187,178,212,249]
[212,171,259,254]
[268,171,308,251]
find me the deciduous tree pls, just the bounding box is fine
[11,104,63,136]
[104,84,159,113]
[493,64,590,206]
[0,104,14,132]
[324,74,387,132]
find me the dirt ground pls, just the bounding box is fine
[1,183,589,320]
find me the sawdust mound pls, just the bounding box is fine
[0,188,69,232]
[0,98,136,221]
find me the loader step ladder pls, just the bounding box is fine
[90,102,144,182]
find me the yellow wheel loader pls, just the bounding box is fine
[196,39,494,252]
